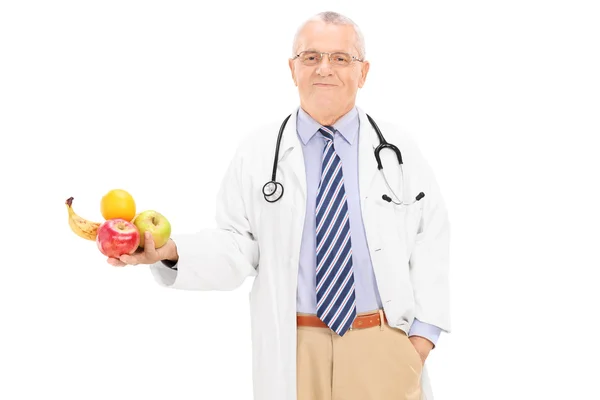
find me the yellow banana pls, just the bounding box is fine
[65,197,101,241]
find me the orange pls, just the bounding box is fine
[100,189,136,221]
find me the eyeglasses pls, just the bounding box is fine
[292,51,364,67]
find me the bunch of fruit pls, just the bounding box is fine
[65,189,171,258]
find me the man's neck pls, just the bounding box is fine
[301,103,355,126]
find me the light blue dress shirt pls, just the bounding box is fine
[295,106,441,346]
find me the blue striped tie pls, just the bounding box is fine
[315,126,356,336]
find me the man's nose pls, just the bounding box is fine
[316,55,333,76]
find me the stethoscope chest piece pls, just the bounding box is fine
[263,180,284,203]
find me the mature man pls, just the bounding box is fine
[109,11,451,400]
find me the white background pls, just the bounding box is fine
[1,0,599,399]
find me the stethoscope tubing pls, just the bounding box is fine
[263,112,424,206]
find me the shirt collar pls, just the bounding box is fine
[296,106,359,146]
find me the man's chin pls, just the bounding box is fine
[311,96,341,109]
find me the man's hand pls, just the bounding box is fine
[107,232,178,267]
[409,336,434,364]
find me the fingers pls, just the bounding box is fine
[119,253,141,265]
[143,232,157,255]
[107,257,126,267]
[107,233,159,267]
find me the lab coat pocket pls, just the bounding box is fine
[373,198,422,251]
[394,202,423,256]
[256,192,294,229]
[372,198,401,243]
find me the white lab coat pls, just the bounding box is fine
[149,106,451,400]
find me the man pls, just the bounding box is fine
[108,11,451,400]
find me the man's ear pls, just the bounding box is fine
[288,59,297,86]
[358,60,370,88]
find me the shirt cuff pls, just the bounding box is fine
[161,259,178,270]
[408,319,442,348]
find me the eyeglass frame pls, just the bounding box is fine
[291,50,365,66]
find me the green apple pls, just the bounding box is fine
[132,210,171,249]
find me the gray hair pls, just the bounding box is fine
[291,11,366,59]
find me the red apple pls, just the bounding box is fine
[96,218,140,258]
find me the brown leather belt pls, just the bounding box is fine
[297,310,387,331]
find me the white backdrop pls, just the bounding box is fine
[1,0,599,399]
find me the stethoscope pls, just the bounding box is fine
[262,113,425,206]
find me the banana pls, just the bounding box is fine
[65,197,101,241]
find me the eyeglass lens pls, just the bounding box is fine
[298,51,353,66]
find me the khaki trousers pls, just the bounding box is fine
[296,310,423,400]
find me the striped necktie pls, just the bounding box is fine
[315,126,356,336]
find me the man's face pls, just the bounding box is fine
[289,21,370,116]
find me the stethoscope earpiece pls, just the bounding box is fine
[381,192,425,205]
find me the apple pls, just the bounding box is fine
[132,210,171,249]
[96,219,140,258]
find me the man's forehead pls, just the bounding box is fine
[297,21,355,52]
[296,35,356,53]
[301,47,351,53]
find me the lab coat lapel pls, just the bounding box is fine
[275,107,307,281]
[357,107,380,214]
[277,107,307,201]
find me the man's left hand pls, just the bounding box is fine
[409,336,434,364]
